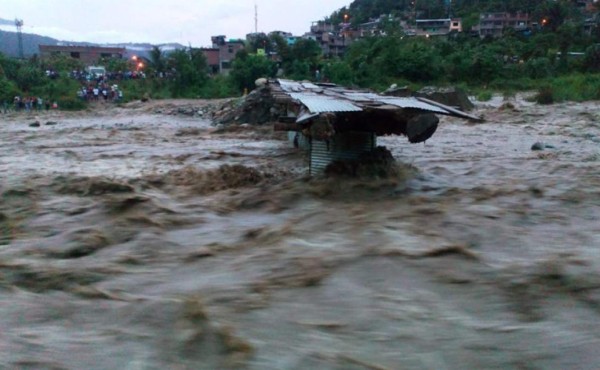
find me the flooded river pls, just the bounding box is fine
[1,97,599,369]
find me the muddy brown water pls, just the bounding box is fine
[1,97,599,369]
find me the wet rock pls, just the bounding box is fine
[498,102,518,111]
[213,86,276,126]
[255,77,268,87]
[45,121,58,126]
[175,128,201,136]
[407,113,439,144]
[177,107,195,116]
[531,142,545,151]
[415,86,475,111]
[531,142,555,151]
[28,121,40,127]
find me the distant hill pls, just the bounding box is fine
[0,17,187,59]
[0,29,59,57]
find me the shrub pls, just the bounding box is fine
[583,45,600,73]
[536,86,554,105]
[57,96,87,110]
[476,91,493,101]
[524,57,554,79]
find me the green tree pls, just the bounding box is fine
[40,54,84,73]
[247,33,272,54]
[15,65,46,92]
[167,48,208,97]
[0,52,22,80]
[230,54,276,92]
[269,34,291,63]
[323,60,354,85]
[534,0,573,32]
[583,44,600,73]
[149,46,166,74]
[0,76,19,101]
[101,57,129,73]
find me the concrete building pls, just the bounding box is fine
[479,12,530,38]
[414,18,462,37]
[200,48,220,74]
[304,21,349,58]
[39,45,125,65]
[268,31,299,46]
[208,35,245,74]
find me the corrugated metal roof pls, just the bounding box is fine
[301,82,320,89]
[289,93,362,113]
[378,97,449,114]
[279,80,304,92]
[274,79,482,120]
[344,92,383,101]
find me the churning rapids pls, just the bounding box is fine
[1,96,599,370]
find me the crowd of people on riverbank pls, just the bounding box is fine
[67,69,146,82]
[1,96,58,114]
[77,82,123,103]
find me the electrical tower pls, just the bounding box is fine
[15,19,24,59]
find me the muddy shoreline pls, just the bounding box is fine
[1,97,600,369]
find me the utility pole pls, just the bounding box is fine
[412,0,417,24]
[15,19,24,59]
[255,3,258,33]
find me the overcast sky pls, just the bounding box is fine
[0,0,351,46]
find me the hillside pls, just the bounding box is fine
[330,0,597,25]
[0,29,59,57]
[0,29,185,60]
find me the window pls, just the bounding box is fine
[228,45,234,54]
[101,53,112,58]
[70,52,80,59]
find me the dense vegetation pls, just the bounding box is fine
[0,0,598,108]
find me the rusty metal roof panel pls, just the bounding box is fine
[289,93,362,113]
[377,97,449,114]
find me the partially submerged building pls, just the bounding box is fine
[268,79,480,176]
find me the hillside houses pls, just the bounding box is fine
[35,0,599,75]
